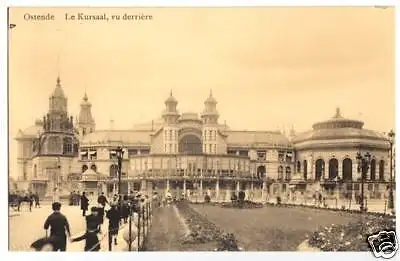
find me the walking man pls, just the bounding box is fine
[80,192,89,216]
[43,202,71,251]
[97,192,108,225]
[106,202,120,250]
[34,192,40,208]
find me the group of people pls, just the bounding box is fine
[68,191,81,206]
[9,191,40,211]
[31,190,153,252]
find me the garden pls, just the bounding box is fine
[307,214,396,251]
[175,201,242,251]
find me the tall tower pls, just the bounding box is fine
[162,91,180,154]
[201,90,219,154]
[77,92,95,138]
[35,76,79,197]
[43,76,74,134]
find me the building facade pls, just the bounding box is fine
[13,77,394,201]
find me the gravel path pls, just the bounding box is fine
[145,205,186,251]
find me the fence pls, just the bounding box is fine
[107,198,156,252]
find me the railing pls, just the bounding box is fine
[107,199,156,251]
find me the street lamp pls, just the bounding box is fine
[111,146,125,195]
[356,151,371,212]
[388,130,395,209]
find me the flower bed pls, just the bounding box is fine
[176,201,223,244]
[264,202,394,218]
[221,200,264,209]
[175,201,242,250]
[308,215,396,251]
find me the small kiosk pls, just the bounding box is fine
[81,169,100,197]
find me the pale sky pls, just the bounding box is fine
[8,7,395,178]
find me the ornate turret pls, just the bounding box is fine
[162,91,180,153]
[77,92,96,138]
[42,76,74,133]
[201,90,219,125]
[49,76,68,113]
[162,90,180,124]
[35,75,79,158]
[201,90,219,154]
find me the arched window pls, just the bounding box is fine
[33,164,37,178]
[285,166,291,180]
[82,165,88,173]
[82,128,86,136]
[63,137,72,154]
[303,160,308,180]
[90,164,97,172]
[48,136,61,154]
[342,158,352,181]
[315,159,325,180]
[257,165,266,179]
[361,159,368,180]
[379,160,385,181]
[328,158,339,180]
[370,159,376,181]
[109,164,118,178]
[296,161,301,173]
[278,166,284,180]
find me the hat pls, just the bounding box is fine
[91,206,98,212]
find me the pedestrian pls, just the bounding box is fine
[77,191,81,206]
[71,207,101,251]
[112,194,119,204]
[80,192,89,216]
[97,192,108,225]
[106,202,120,250]
[43,202,71,251]
[69,192,74,206]
[121,195,130,224]
[34,192,40,208]
[97,192,108,207]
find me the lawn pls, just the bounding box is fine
[190,204,361,251]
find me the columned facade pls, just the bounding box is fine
[14,88,393,202]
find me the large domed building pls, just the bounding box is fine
[293,108,392,199]
[13,78,394,201]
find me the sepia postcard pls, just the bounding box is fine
[7,6,397,256]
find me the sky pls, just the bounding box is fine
[8,7,395,178]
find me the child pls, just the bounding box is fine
[71,207,101,251]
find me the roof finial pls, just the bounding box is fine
[170,89,173,96]
[56,76,61,86]
[210,89,213,97]
[335,107,341,118]
[83,92,88,101]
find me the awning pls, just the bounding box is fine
[80,151,88,155]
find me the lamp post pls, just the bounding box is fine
[388,130,395,209]
[356,151,371,212]
[111,146,125,196]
